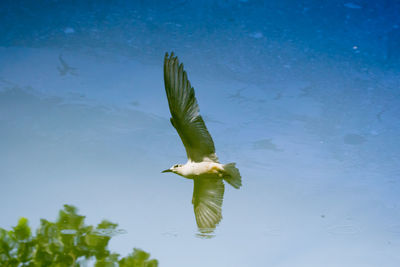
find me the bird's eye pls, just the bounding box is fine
[173,164,179,168]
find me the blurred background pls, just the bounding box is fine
[0,0,399,266]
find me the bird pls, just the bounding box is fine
[162,52,242,234]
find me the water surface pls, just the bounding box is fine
[1,1,400,266]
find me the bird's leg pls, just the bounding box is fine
[209,165,228,178]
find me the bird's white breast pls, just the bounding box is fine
[179,161,223,178]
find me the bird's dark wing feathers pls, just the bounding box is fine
[164,52,217,162]
[192,177,225,232]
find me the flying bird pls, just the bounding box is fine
[162,52,242,234]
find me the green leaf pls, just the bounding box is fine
[13,217,31,241]
[57,205,85,231]
[0,205,157,266]
[119,249,158,267]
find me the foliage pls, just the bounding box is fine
[0,205,158,267]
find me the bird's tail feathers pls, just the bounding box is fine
[223,163,242,189]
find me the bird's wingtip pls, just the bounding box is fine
[165,51,177,61]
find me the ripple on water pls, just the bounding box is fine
[196,228,216,239]
[60,229,77,235]
[327,224,362,235]
[162,230,178,238]
[387,224,400,234]
[343,134,366,145]
[92,228,127,237]
[60,228,127,237]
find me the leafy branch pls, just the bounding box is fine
[0,205,158,267]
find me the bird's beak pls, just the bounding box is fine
[161,169,172,173]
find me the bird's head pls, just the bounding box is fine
[162,164,183,174]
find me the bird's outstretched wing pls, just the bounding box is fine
[164,52,217,162]
[192,177,225,233]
